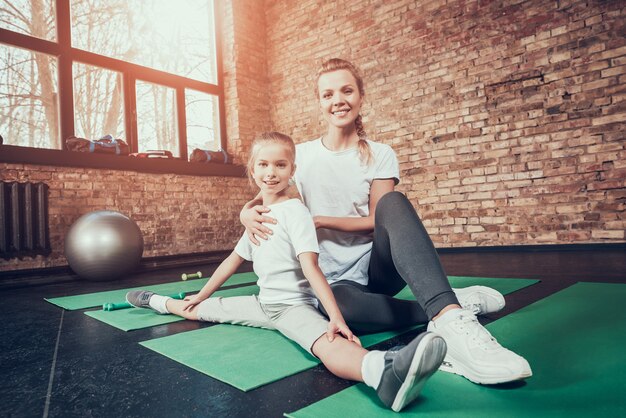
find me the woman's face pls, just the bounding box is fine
[317,69,363,130]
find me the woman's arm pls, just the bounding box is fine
[182,251,245,310]
[313,178,395,232]
[240,191,276,245]
[299,252,360,345]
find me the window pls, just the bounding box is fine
[0,0,224,161]
[185,89,220,158]
[0,0,57,41]
[72,62,125,141]
[70,0,217,85]
[136,80,178,156]
[0,44,59,148]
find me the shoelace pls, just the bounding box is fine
[454,312,501,349]
[460,294,483,315]
[138,292,152,303]
[388,345,404,354]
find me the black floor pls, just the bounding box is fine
[1,248,625,418]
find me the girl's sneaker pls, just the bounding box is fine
[126,290,156,309]
[376,332,447,412]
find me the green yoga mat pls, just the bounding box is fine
[85,285,260,331]
[140,276,538,391]
[286,282,626,418]
[45,271,258,310]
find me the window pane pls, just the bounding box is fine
[70,0,217,84]
[0,44,59,148]
[185,89,220,157]
[0,0,56,41]
[136,80,178,156]
[73,62,125,141]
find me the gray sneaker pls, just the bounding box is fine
[376,332,447,412]
[126,290,155,309]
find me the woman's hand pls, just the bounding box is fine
[326,317,361,346]
[312,216,324,229]
[181,294,206,312]
[240,204,276,245]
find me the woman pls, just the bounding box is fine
[241,58,530,385]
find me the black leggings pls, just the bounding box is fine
[319,191,459,333]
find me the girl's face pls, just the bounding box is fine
[251,142,295,197]
[317,69,363,130]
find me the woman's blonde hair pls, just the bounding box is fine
[315,58,373,166]
[246,131,296,184]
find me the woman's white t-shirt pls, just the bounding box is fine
[294,138,399,286]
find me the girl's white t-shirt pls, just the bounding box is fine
[235,198,320,305]
[294,138,399,286]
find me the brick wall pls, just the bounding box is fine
[2,0,625,273]
[0,165,250,271]
[0,0,270,271]
[264,0,625,246]
[222,0,272,163]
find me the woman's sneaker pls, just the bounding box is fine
[376,332,447,412]
[454,286,505,315]
[427,309,532,385]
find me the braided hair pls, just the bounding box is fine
[315,58,373,166]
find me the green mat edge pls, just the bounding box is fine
[137,276,539,391]
[44,271,258,310]
[139,322,424,392]
[283,281,624,418]
[83,284,261,332]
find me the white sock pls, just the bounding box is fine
[361,350,386,389]
[148,295,172,314]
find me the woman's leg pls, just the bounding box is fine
[369,193,532,384]
[368,191,459,320]
[323,192,458,332]
[319,281,429,333]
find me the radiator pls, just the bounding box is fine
[0,182,51,259]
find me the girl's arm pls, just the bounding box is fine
[240,191,276,245]
[182,251,245,311]
[313,178,395,232]
[298,252,360,345]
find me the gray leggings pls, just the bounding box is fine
[319,191,459,333]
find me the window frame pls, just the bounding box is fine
[0,0,231,172]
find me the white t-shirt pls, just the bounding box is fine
[235,198,320,305]
[294,138,400,286]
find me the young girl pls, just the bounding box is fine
[241,60,532,385]
[127,132,446,412]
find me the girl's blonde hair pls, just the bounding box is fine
[315,58,373,166]
[246,131,296,184]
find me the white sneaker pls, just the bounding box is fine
[427,309,532,384]
[454,286,505,315]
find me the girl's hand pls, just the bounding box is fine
[182,294,206,312]
[240,204,276,245]
[326,318,361,346]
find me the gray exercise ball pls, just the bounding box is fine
[65,210,144,281]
